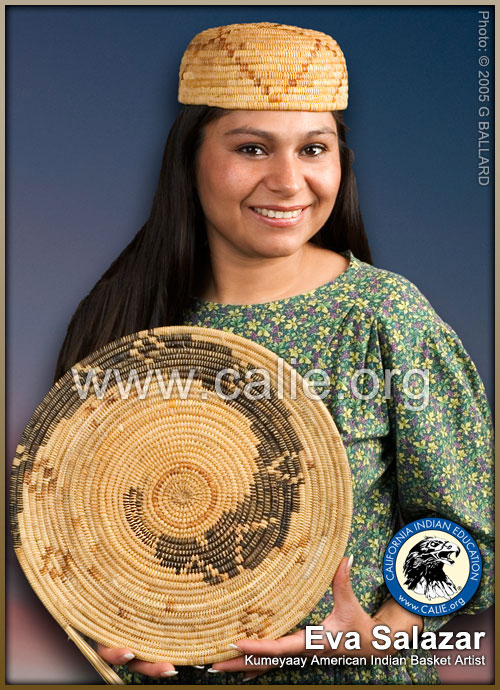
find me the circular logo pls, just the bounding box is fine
[383,519,482,616]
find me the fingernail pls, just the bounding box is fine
[120,653,135,662]
[207,668,224,673]
[229,643,241,650]
[161,670,178,677]
[346,554,354,573]
[192,664,205,669]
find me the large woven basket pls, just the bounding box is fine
[11,326,352,677]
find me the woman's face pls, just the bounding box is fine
[195,110,341,260]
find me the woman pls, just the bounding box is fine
[54,23,493,684]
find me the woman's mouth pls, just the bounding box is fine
[252,207,304,219]
[250,206,307,226]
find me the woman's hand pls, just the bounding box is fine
[97,644,178,679]
[210,556,423,682]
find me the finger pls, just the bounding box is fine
[208,646,245,673]
[210,651,266,673]
[228,630,307,658]
[96,644,136,666]
[127,659,177,678]
[331,555,358,619]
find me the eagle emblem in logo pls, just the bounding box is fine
[383,519,481,616]
[403,535,460,600]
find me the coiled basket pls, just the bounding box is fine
[10,326,352,682]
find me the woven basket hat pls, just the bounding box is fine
[11,326,352,667]
[178,22,348,111]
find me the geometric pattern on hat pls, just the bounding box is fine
[178,22,348,111]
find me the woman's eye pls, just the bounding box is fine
[302,144,327,157]
[237,145,267,157]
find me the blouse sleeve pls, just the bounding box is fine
[376,278,494,633]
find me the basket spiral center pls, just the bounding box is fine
[152,464,218,525]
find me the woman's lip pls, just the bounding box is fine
[251,205,308,211]
[249,206,307,227]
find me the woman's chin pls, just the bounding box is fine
[244,237,309,259]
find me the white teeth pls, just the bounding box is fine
[253,207,303,219]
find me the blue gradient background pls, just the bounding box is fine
[6,6,494,684]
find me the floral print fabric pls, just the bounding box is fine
[118,251,493,684]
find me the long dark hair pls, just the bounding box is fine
[54,105,372,381]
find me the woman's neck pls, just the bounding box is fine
[199,243,348,305]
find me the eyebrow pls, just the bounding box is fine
[223,126,337,139]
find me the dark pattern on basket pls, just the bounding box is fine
[124,457,303,584]
[121,333,305,584]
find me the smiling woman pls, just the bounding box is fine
[50,21,493,686]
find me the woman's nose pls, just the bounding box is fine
[264,154,304,197]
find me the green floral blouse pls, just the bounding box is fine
[118,251,493,685]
